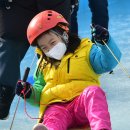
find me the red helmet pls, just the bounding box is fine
[27,10,69,45]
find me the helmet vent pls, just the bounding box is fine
[48,13,52,16]
[47,13,52,20]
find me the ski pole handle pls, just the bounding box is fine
[22,67,30,82]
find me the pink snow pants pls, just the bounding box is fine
[42,86,112,130]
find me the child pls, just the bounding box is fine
[16,10,121,130]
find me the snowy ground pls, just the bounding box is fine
[1,0,130,130]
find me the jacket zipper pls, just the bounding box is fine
[67,58,70,73]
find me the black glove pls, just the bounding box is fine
[91,24,109,45]
[16,80,32,98]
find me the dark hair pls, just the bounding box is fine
[66,32,81,53]
[35,27,81,76]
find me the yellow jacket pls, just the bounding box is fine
[37,38,100,119]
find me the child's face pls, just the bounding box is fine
[37,31,62,53]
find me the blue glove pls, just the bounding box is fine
[16,80,32,98]
[91,24,109,45]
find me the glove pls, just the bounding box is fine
[91,24,109,45]
[16,80,32,98]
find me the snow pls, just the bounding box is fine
[1,0,130,129]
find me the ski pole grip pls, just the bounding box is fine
[22,67,30,82]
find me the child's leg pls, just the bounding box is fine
[43,104,73,130]
[74,86,112,130]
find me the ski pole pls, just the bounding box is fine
[102,40,130,78]
[9,53,37,130]
[90,24,130,78]
[9,67,30,130]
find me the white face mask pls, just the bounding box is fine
[45,42,67,60]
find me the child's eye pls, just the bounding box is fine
[51,42,55,46]
[41,46,46,50]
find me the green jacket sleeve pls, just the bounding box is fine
[26,71,46,106]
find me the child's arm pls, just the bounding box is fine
[90,36,122,74]
[26,72,46,106]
